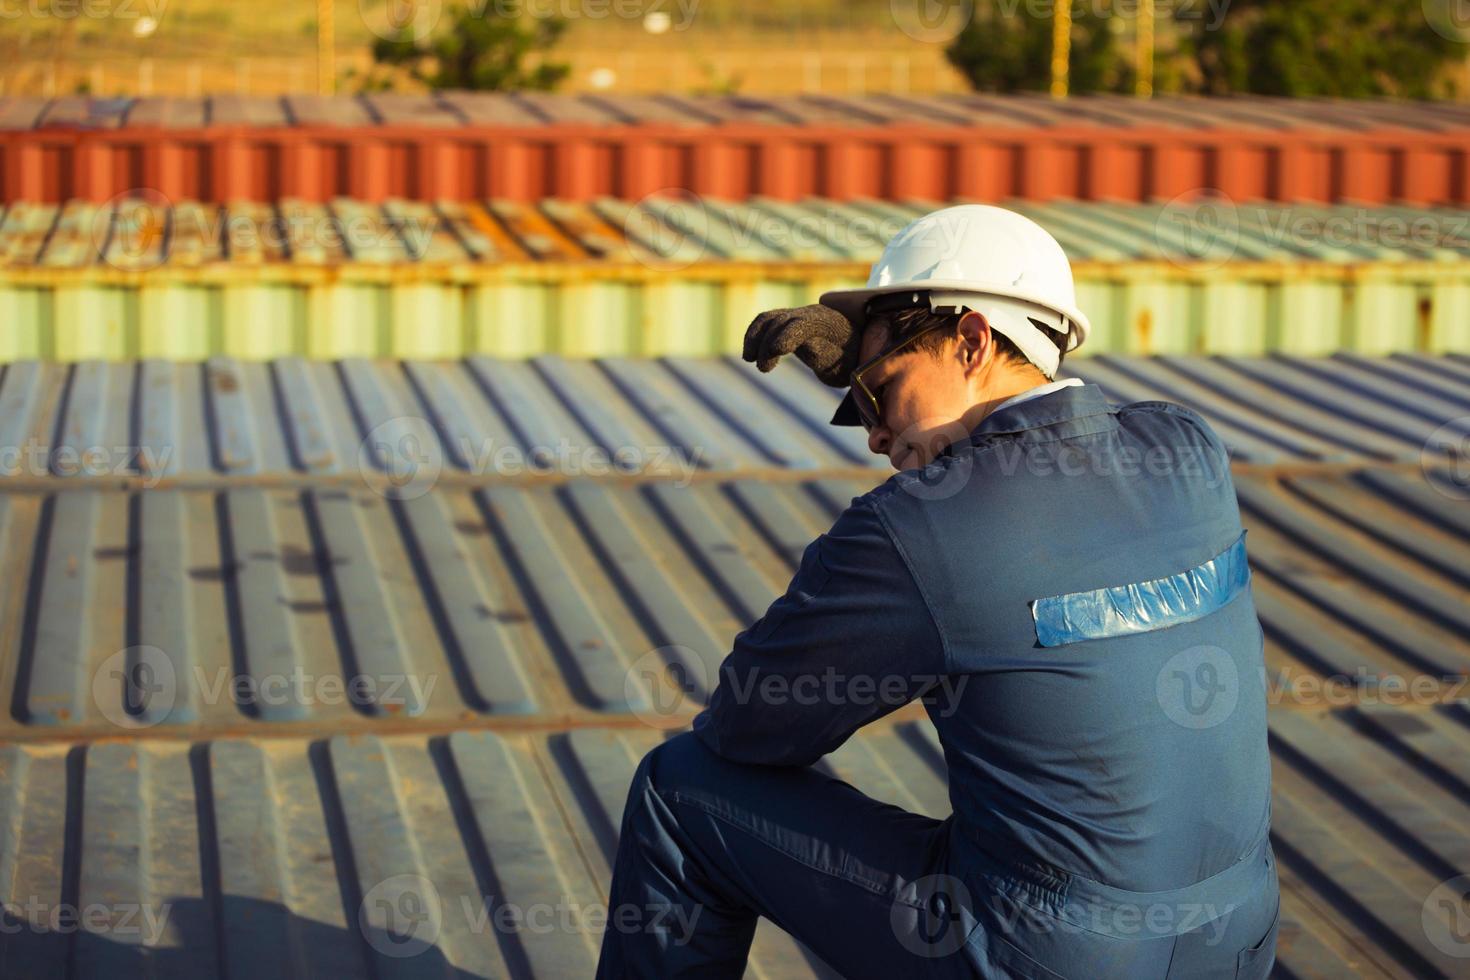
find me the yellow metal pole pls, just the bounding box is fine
[1050,1,1072,99]
[1137,0,1155,97]
[318,0,335,96]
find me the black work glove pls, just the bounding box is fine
[742,304,862,388]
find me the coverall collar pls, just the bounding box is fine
[978,378,1106,433]
[931,382,1113,461]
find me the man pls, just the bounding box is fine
[597,206,1278,978]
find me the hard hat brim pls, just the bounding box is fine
[830,389,863,427]
[819,280,1091,350]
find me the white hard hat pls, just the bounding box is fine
[820,205,1091,381]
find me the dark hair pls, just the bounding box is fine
[881,305,1074,375]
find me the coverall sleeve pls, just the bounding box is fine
[692,497,945,767]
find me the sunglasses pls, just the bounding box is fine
[848,320,948,431]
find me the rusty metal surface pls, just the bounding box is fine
[5,198,1469,362]
[4,94,1470,205]
[7,197,1470,268]
[2,708,1470,978]
[0,356,1465,489]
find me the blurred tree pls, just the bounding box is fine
[945,1,1128,94]
[945,0,1461,100]
[1179,0,1459,98]
[369,5,569,91]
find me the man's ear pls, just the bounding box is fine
[956,311,992,376]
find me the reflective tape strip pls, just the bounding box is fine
[1031,532,1251,647]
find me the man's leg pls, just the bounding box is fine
[595,731,959,979]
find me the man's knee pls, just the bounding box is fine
[618,732,713,837]
[637,731,712,795]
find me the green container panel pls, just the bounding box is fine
[4,266,1468,362]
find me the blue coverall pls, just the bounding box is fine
[596,384,1279,979]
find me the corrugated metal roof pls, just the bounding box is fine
[0,467,1465,739]
[2,708,1469,978]
[6,197,1470,268]
[5,198,1469,360]
[1,355,1466,977]
[5,93,1470,133]
[6,97,1470,206]
[0,356,1465,488]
